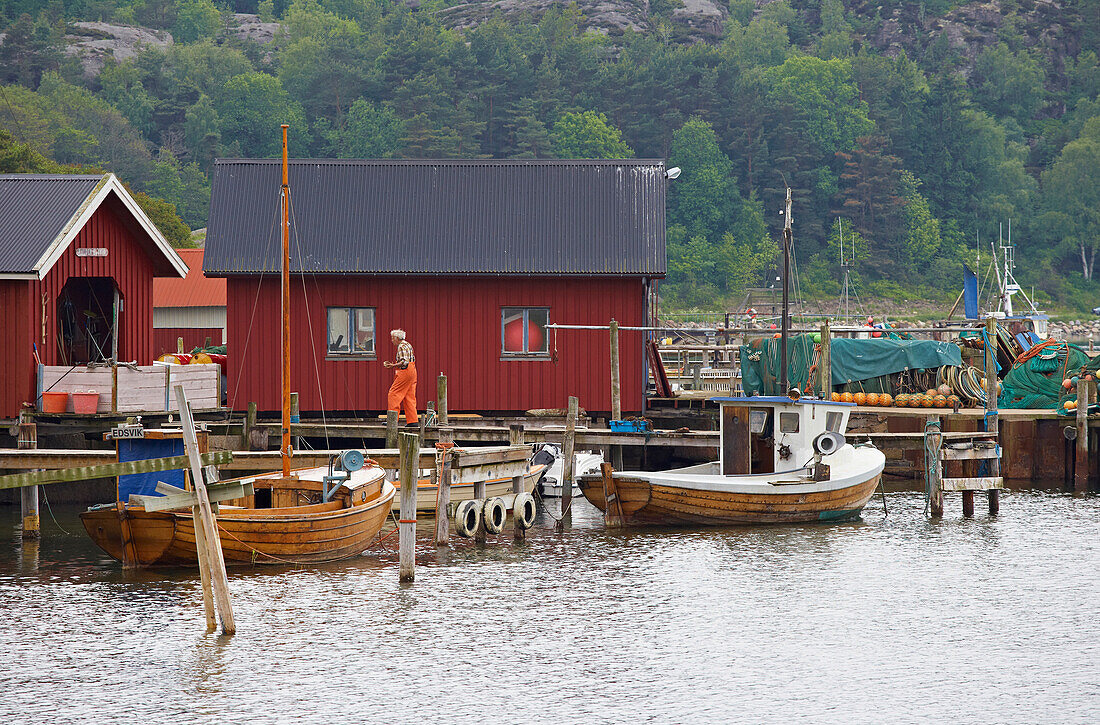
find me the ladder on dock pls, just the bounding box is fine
[924,421,1003,517]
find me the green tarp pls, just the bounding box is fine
[740,335,963,396]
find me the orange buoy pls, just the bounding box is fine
[881,393,894,407]
[866,393,881,406]
[854,392,867,406]
[895,394,910,407]
[831,392,841,402]
[947,395,961,408]
[922,395,935,408]
[155,352,191,365]
[934,394,947,407]
[841,391,853,403]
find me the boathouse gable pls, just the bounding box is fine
[205,159,666,414]
[0,174,187,419]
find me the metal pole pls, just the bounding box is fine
[780,187,792,395]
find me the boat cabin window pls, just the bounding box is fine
[748,410,768,433]
[327,307,376,357]
[826,411,843,432]
[779,412,799,433]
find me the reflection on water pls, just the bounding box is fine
[1,482,1098,724]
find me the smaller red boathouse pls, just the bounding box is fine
[0,174,188,419]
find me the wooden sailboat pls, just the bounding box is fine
[82,126,396,566]
[578,189,885,526]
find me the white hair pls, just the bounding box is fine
[390,329,406,340]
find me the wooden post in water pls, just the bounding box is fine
[434,427,453,547]
[17,410,39,540]
[928,416,943,517]
[386,410,399,449]
[986,325,1001,515]
[601,462,624,527]
[176,385,234,634]
[474,474,488,544]
[1075,377,1089,494]
[558,396,578,532]
[398,431,418,582]
[437,374,448,425]
[819,321,831,399]
[609,319,624,470]
[510,424,526,542]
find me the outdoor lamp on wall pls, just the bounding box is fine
[665,166,681,179]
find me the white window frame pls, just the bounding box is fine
[501,307,550,359]
[326,306,376,359]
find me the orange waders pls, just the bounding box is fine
[387,361,418,424]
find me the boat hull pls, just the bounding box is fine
[578,448,885,526]
[81,475,396,566]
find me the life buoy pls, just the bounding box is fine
[454,500,481,538]
[483,497,506,534]
[512,492,536,530]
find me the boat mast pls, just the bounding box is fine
[780,187,792,396]
[280,124,292,477]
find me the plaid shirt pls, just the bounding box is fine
[395,340,415,368]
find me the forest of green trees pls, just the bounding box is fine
[1,0,1098,312]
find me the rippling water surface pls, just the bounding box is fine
[1,484,1098,724]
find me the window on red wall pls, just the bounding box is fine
[501,307,549,358]
[327,307,376,357]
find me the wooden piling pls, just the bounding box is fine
[1075,377,1089,494]
[398,431,418,582]
[386,410,399,449]
[434,427,453,547]
[558,395,578,532]
[510,424,526,542]
[17,411,39,540]
[819,321,831,398]
[437,374,448,425]
[242,402,257,451]
[985,318,1002,514]
[176,385,234,635]
[289,391,300,451]
[928,416,943,518]
[609,319,625,469]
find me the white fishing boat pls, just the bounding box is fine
[579,395,885,525]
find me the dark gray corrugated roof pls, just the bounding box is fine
[204,159,666,277]
[0,174,105,274]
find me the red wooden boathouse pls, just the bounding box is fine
[203,159,668,415]
[0,174,188,419]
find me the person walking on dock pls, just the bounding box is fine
[384,329,418,426]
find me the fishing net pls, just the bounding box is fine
[1000,340,1091,410]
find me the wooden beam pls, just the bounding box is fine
[941,477,1004,491]
[450,460,530,485]
[130,480,255,512]
[0,451,233,490]
[940,446,1001,461]
[450,445,530,467]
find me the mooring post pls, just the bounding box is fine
[17,410,40,540]
[434,427,454,546]
[928,416,944,518]
[510,424,526,542]
[437,374,448,425]
[692,363,703,391]
[398,431,418,582]
[386,410,399,449]
[558,395,578,532]
[242,402,257,451]
[610,319,624,470]
[819,321,832,399]
[474,474,488,543]
[1075,377,1089,494]
[985,326,1001,515]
